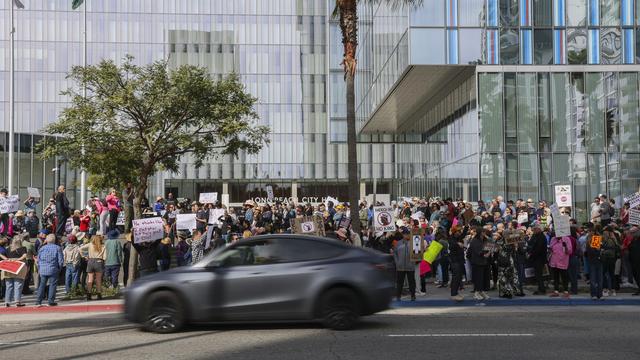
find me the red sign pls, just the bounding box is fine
[0,260,26,275]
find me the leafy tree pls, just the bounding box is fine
[333,0,422,234]
[39,55,269,281]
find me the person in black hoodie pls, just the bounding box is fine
[132,235,160,278]
[528,223,548,295]
[449,225,468,301]
[468,226,491,301]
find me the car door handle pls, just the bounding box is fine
[312,267,325,271]
[250,272,264,275]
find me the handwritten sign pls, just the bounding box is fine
[27,187,40,198]
[208,208,225,226]
[629,209,640,226]
[199,192,218,204]
[65,218,74,234]
[176,213,197,230]
[0,195,21,214]
[625,192,640,209]
[325,196,339,208]
[132,217,164,243]
[517,212,529,224]
[373,206,396,232]
[115,212,125,226]
[555,214,571,237]
[590,235,602,250]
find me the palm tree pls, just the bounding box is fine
[332,0,423,235]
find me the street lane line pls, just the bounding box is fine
[387,334,534,337]
[0,341,60,344]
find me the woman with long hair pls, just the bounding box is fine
[80,235,106,300]
[1,236,28,307]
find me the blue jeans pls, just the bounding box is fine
[65,264,79,294]
[37,274,59,305]
[104,265,120,287]
[5,278,24,304]
[588,260,604,298]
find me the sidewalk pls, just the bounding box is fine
[0,286,124,314]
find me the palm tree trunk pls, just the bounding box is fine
[339,1,361,236]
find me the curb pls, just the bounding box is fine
[392,298,640,307]
[0,304,123,314]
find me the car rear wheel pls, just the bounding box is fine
[143,290,185,333]
[320,288,360,330]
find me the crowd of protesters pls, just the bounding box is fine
[2,184,640,307]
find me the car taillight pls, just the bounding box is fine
[372,263,389,271]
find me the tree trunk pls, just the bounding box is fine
[340,2,361,236]
[126,178,148,286]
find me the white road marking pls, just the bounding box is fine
[0,341,60,345]
[387,334,534,337]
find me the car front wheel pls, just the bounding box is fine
[320,288,360,330]
[142,290,185,333]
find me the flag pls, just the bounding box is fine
[72,0,84,10]
[13,0,25,9]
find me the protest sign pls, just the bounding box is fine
[549,203,561,220]
[504,229,524,245]
[116,212,125,226]
[410,211,424,221]
[338,215,351,229]
[176,213,197,230]
[27,187,40,198]
[410,228,426,262]
[373,206,396,232]
[132,217,164,243]
[517,212,529,224]
[555,185,572,207]
[199,192,218,204]
[0,260,26,275]
[590,235,602,250]
[65,218,74,234]
[629,209,640,226]
[624,192,640,209]
[208,208,225,226]
[301,221,316,233]
[325,196,339,208]
[423,240,443,264]
[0,195,20,214]
[205,225,215,250]
[525,267,535,278]
[555,214,571,237]
[292,216,325,236]
[266,186,274,201]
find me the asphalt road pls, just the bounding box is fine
[0,307,639,360]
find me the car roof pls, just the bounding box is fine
[235,234,350,249]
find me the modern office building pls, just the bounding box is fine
[355,0,640,221]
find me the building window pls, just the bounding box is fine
[600,0,621,26]
[517,73,538,152]
[501,29,520,64]
[534,29,553,64]
[588,0,600,25]
[568,0,587,26]
[520,0,532,25]
[568,28,588,64]
[488,0,499,26]
[447,29,459,64]
[554,0,566,26]
[520,29,533,64]
[621,0,633,25]
[554,29,567,64]
[486,29,500,64]
[601,28,622,64]
[622,29,634,63]
[588,28,600,63]
[478,73,504,152]
[534,0,553,26]
[500,0,519,26]
[446,0,458,27]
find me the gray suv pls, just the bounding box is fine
[124,234,395,333]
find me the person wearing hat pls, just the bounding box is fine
[63,234,81,295]
[104,230,123,289]
[24,209,40,239]
[528,223,548,295]
[12,210,27,234]
[393,226,416,302]
[244,200,255,223]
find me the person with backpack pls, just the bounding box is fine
[586,225,605,300]
[601,226,621,297]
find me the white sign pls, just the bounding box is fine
[65,218,74,234]
[176,213,197,230]
[412,235,422,254]
[115,212,125,226]
[373,206,396,233]
[555,214,571,237]
[221,194,230,207]
[208,208,225,226]
[199,192,218,204]
[266,186,274,201]
[629,209,640,226]
[0,195,21,214]
[517,212,529,224]
[555,185,573,207]
[624,192,640,209]
[27,187,40,198]
[325,196,339,208]
[132,217,164,243]
[410,211,424,221]
[549,203,561,220]
[301,221,315,233]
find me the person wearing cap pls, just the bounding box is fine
[1,236,28,307]
[393,227,416,302]
[24,209,40,239]
[63,234,81,295]
[104,230,124,289]
[12,210,27,234]
[528,223,548,295]
[35,234,64,306]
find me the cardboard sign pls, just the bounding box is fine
[0,260,26,275]
[266,186,274,201]
[115,212,125,226]
[590,235,603,250]
[423,240,443,264]
[65,218,74,234]
[505,229,524,245]
[373,206,396,233]
[176,213,197,230]
[0,195,21,214]
[629,209,640,226]
[132,217,164,243]
[338,215,351,229]
[208,208,225,226]
[205,225,215,250]
[292,216,325,236]
[517,212,529,224]
[199,192,218,204]
[625,192,640,209]
[301,221,315,233]
[555,185,572,207]
[555,214,571,237]
[27,187,40,198]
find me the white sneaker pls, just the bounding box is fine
[611,290,617,297]
[474,292,484,301]
[603,290,610,297]
[451,294,464,302]
[481,291,491,300]
[416,291,426,296]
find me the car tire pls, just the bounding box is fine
[320,288,360,331]
[142,290,185,333]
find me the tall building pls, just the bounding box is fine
[354,0,640,222]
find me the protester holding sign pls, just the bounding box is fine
[1,237,28,307]
[548,235,573,298]
[586,225,605,300]
[393,227,416,302]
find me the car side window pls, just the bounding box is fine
[220,241,279,267]
[274,239,345,263]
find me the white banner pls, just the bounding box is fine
[555,185,572,207]
[0,195,21,214]
[624,192,640,209]
[266,186,274,201]
[555,214,571,237]
[132,217,164,243]
[373,206,396,232]
[517,212,529,224]
[199,192,218,204]
[27,187,40,198]
[208,208,225,226]
[629,209,640,226]
[176,213,197,230]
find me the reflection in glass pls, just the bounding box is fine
[588,0,600,25]
[520,0,532,25]
[446,0,458,27]
[568,28,587,64]
[603,72,619,152]
[478,73,504,152]
[551,73,572,152]
[411,0,445,25]
[488,0,499,26]
[588,29,600,64]
[504,73,518,153]
[506,154,518,201]
[459,29,483,64]
[554,0,566,26]
[588,153,606,200]
[481,153,505,199]
[500,29,519,64]
[500,0,519,26]
[621,0,633,25]
[517,73,538,152]
[571,73,586,153]
[486,29,500,64]
[554,30,567,64]
[567,0,587,26]
[534,29,553,64]
[448,29,459,64]
[521,29,533,64]
[540,154,552,202]
[619,73,640,152]
[410,29,445,64]
[519,154,539,202]
[459,0,486,26]
[538,73,551,138]
[622,29,634,64]
[572,152,588,222]
[585,73,604,152]
[600,0,620,26]
[534,0,553,26]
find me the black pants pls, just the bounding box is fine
[534,262,547,293]
[439,257,450,285]
[108,209,118,232]
[631,258,640,292]
[56,215,68,237]
[396,271,416,298]
[419,274,427,293]
[551,267,569,292]
[472,264,490,292]
[490,258,498,288]
[450,262,464,296]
